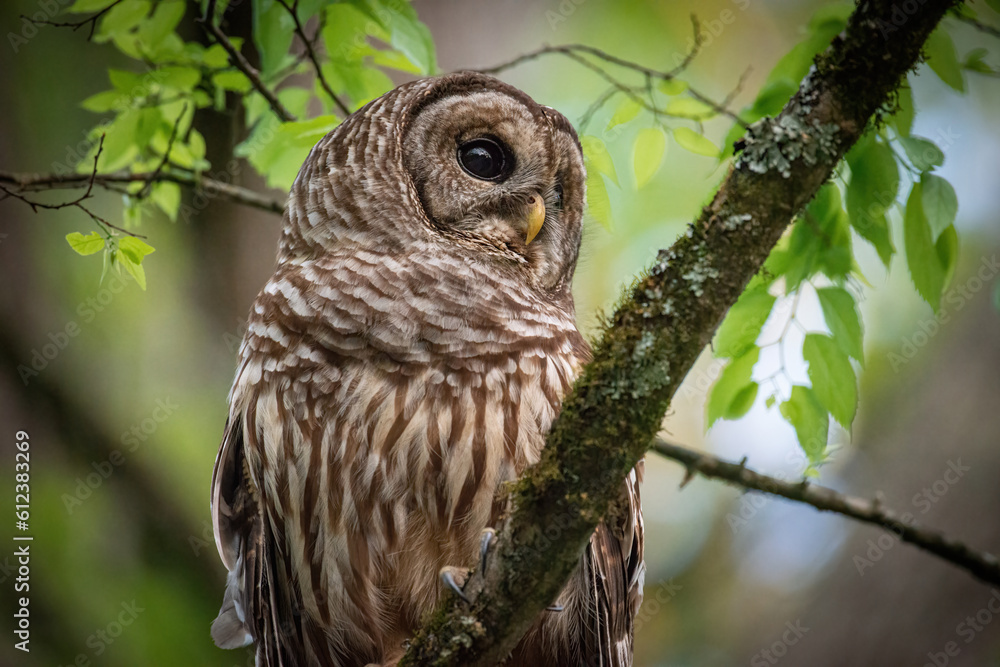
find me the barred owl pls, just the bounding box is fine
[210,71,644,667]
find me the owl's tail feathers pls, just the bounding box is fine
[212,563,254,649]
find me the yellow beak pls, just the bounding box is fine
[525,195,546,245]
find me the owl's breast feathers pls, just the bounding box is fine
[211,249,643,666]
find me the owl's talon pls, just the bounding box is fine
[479,527,496,573]
[439,566,470,603]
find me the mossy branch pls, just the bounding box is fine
[400,0,961,664]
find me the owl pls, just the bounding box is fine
[210,71,644,667]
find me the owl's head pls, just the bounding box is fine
[282,72,585,295]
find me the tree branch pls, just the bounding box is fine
[274,0,352,117]
[200,0,296,123]
[401,0,962,664]
[477,28,746,125]
[0,168,285,216]
[954,12,1000,39]
[22,0,124,40]
[651,438,1000,586]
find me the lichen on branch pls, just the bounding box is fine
[400,1,962,665]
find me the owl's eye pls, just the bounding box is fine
[457,138,509,181]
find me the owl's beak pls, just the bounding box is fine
[524,194,546,245]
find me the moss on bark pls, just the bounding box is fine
[400,1,961,664]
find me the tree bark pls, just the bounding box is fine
[399,0,962,664]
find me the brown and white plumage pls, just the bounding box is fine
[210,72,644,666]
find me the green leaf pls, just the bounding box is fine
[136,0,185,49]
[213,71,253,93]
[899,135,944,172]
[68,0,118,12]
[803,333,857,428]
[846,136,898,266]
[252,0,295,76]
[116,249,147,290]
[66,232,106,256]
[632,127,666,189]
[924,26,965,92]
[664,97,715,119]
[151,182,181,221]
[158,66,201,91]
[657,78,688,96]
[987,0,1000,13]
[380,2,437,74]
[893,83,914,137]
[816,286,864,364]
[81,90,123,113]
[707,347,759,428]
[784,185,852,288]
[97,0,151,40]
[936,223,959,289]
[118,236,156,265]
[672,127,719,157]
[606,97,642,131]
[203,44,230,69]
[920,173,958,240]
[904,181,947,310]
[780,385,829,464]
[713,287,776,359]
[962,47,993,74]
[751,78,798,117]
[581,135,619,186]
[586,171,613,230]
[97,110,141,172]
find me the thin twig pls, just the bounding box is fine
[200,0,296,123]
[0,168,285,216]
[954,13,1000,39]
[138,104,187,200]
[22,0,125,40]
[578,86,621,131]
[479,22,747,127]
[652,438,1000,587]
[274,0,351,116]
[0,136,149,238]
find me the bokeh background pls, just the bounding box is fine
[2,0,1000,665]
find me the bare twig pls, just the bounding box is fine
[22,0,125,40]
[138,104,187,200]
[954,13,1000,39]
[200,0,297,123]
[0,135,147,238]
[0,168,285,217]
[652,438,1000,587]
[274,0,351,117]
[478,19,747,126]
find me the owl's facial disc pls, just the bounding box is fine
[402,77,584,291]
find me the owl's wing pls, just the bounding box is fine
[210,417,298,667]
[587,460,645,667]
